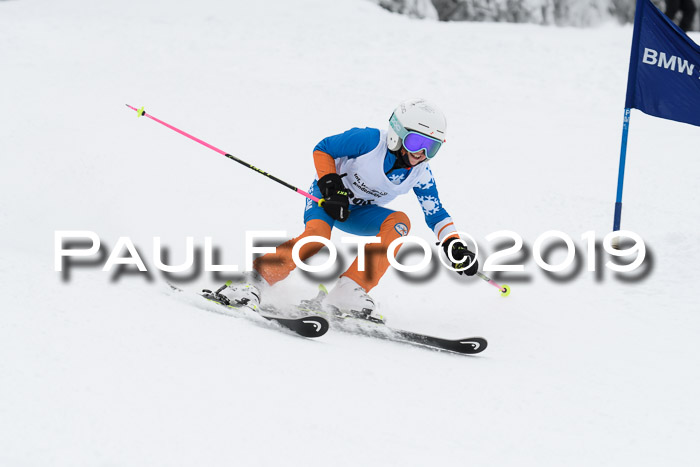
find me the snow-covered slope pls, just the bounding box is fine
[1,0,699,466]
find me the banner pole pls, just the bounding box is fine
[612,108,632,248]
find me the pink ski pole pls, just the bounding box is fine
[126,105,321,204]
[476,272,511,297]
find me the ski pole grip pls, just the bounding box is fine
[318,198,326,207]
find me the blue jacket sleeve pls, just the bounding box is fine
[413,165,457,241]
[314,128,381,159]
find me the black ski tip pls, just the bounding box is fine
[294,316,330,338]
[455,337,487,354]
[267,315,329,338]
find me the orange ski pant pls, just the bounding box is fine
[253,212,411,293]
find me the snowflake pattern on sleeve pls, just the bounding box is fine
[417,194,441,216]
[414,166,435,190]
[413,164,452,233]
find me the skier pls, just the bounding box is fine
[224,98,478,320]
[665,0,697,33]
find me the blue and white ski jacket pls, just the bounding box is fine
[314,127,459,242]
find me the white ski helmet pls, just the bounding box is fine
[387,98,446,159]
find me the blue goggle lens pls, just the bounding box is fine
[402,132,442,159]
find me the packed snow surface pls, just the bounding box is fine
[1,0,699,466]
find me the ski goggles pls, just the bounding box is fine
[389,113,443,159]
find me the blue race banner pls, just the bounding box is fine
[625,0,700,127]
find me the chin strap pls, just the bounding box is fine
[385,150,415,175]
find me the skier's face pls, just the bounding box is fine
[406,149,427,166]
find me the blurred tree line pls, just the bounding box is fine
[370,0,699,30]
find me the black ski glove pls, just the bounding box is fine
[442,237,479,276]
[317,173,350,222]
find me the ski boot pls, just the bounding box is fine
[324,277,385,324]
[204,272,265,311]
